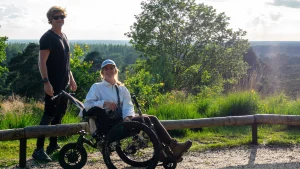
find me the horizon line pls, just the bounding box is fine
[7,39,300,42]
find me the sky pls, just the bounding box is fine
[1,0,300,41]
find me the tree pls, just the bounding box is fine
[0,36,9,95]
[0,37,8,65]
[6,43,42,98]
[70,44,99,100]
[5,43,27,64]
[126,0,249,94]
[125,59,164,108]
[84,51,105,72]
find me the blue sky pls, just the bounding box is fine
[1,0,300,41]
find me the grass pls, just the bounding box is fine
[3,90,300,167]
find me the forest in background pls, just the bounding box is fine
[3,40,300,100]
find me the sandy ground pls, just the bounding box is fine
[5,145,300,169]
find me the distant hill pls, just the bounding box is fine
[7,39,130,45]
[250,41,300,46]
[8,40,300,57]
[7,39,39,43]
[250,41,300,58]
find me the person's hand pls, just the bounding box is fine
[123,116,132,122]
[70,78,77,91]
[44,82,54,96]
[103,101,117,111]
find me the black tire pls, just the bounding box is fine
[58,143,87,169]
[102,121,160,169]
[163,160,177,169]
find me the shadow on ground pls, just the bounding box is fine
[221,146,300,169]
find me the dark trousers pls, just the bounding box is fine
[86,107,172,145]
[85,107,122,135]
[36,84,68,150]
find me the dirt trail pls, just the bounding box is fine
[5,145,300,169]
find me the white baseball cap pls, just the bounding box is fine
[101,59,117,69]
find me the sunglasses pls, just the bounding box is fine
[103,66,116,71]
[52,15,65,20]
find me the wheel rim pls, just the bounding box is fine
[118,130,155,163]
[103,122,160,169]
[66,149,80,163]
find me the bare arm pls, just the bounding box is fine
[68,51,77,91]
[69,70,77,91]
[39,49,54,96]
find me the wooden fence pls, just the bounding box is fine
[1,114,300,168]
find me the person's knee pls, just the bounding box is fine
[57,98,68,113]
[86,107,106,117]
[51,113,64,125]
[40,114,54,125]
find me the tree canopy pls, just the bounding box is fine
[6,43,42,98]
[0,37,8,64]
[126,0,250,94]
[0,37,9,95]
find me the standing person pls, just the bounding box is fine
[84,59,192,162]
[32,6,77,162]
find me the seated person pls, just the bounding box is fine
[84,59,192,161]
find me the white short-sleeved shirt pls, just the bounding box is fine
[84,80,135,119]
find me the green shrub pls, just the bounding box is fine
[258,93,300,115]
[219,91,259,116]
[147,91,201,120]
[197,91,259,117]
[125,68,163,109]
[0,97,43,129]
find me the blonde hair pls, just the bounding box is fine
[46,6,67,24]
[100,67,123,86]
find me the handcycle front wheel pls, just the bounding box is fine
[58,143,87,169]
[102,121,161,169]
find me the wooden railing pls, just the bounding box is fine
[1,114,300,168]
[0,123,89,168]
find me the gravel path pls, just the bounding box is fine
[6,145,300,169]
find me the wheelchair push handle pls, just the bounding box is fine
[51,90,74,100]
[51,90,85,111]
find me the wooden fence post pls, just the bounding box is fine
[19,138,27,168]
[252,123,258,145]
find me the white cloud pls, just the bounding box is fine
[269,12,282,21]
[0,0,142,39]
[196,0,300,40]
[247,12,282,28]
[0,3,27,22]
[267,0,300,8]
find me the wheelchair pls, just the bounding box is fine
[54,91,179,169]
